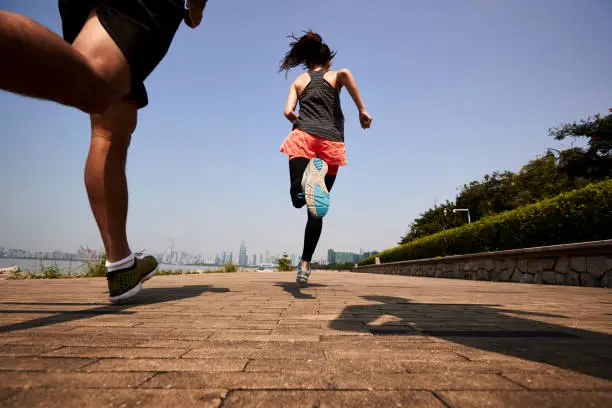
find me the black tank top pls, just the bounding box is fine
[293,70,345,143]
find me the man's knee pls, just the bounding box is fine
[90,98,138,147]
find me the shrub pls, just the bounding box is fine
[277,256,293,271]
[360,179,612,265]
[223,262,238,273]
[7,267,25,280]
[86,256,107,277]
[40,264,62,279]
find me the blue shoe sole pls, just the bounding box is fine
[303,158,330,218]
[313,184,330,217]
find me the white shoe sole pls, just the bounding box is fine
[142,266,158,282]
[109,282,142,304]
[302,158,329,218]
[109,265,158,304]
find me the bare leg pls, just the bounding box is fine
[71,12,134,263]
[86,98,137,263]
[0,10,112,113]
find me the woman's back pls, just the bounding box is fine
[293,69,345,143]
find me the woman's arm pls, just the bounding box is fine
[338,68,372,129]
[284,82,299,123]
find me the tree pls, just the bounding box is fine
[549,109,612,182]
[277,253,292,271]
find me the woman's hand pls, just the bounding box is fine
[184,0,206,28]
[359,110,372,129]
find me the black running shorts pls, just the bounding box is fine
[58,0,185,109]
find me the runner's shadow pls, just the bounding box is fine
[275,282,328,299]
[329,295,612,380]
[0,285,229,333]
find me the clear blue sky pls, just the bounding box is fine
[1,0,610,260]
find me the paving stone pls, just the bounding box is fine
[183,348,258,359]
[208,333,319,342]
[1,271,610,406]
[223,390,443,408]
[439,391,612,408]
[86,358,247,372]
[0,389,19,401]
[0,357,94,371]
[1,389,225,408]
[330,372,521,390]
[0,336,26,345]
[144,372,334,389]
[3,335,145,348]
[503,372,612,390]
[68,327,215,339]
[0,372,153,388]
[42,346,188,358]
[0,344,61,356]
[324,349,464,361]
[401,360,565,374]
[245,359,406,374]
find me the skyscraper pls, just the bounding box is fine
[252,254,257,265]
[239,240,248,267]
[328,249,336,264]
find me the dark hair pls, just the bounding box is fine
[279,31,336,75]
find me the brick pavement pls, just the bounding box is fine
[0,271,610,407]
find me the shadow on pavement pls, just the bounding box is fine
[329,295,612,380]
[275,282,328,299]
[0,285,229,334]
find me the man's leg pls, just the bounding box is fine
[0,9,112,113]
[86,98,136,263]
[67,11,158,303]
[70,11,133,263]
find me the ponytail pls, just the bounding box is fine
[279,31,336,75]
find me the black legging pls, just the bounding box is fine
[289,158,337,263]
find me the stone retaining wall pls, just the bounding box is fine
[355,240,612,288]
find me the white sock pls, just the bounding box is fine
[105,253,135,272]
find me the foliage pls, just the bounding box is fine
[549,109,612,156]
[362,180,612,266]
[400,110,612,245]
[38,263,62,279]
[277,255,293,271]
[549,109,612,184]
[223,262,238,273]
[6,267,25,280]
[86,255,107,277]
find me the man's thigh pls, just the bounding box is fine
[59,0,185,108]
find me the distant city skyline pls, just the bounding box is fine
[1,239,379,266]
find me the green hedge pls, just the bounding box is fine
[359,179,612,266]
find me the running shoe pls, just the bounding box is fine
[296,258,311,285]
[301,158,330,218]
[107,255,158,303]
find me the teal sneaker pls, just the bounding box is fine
[296,258,311,285]
[301,158,330,218]
[107,255,158,303]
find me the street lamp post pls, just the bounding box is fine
[453,208,471,224]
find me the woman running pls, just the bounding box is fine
[279,31,372,285]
